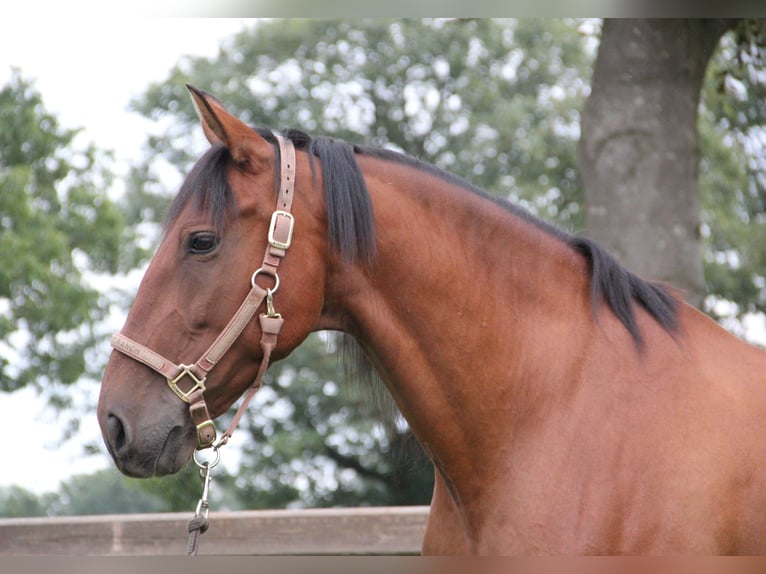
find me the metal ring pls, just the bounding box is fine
[193,446,221,470]
[250,267,280,293]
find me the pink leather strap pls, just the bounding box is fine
[111,332,180,381]
[217,314,285,446]
[262,136,296,276]
[197,283,269,371]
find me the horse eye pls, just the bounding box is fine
[188,233,219,255]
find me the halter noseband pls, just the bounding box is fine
[110,135,296,449]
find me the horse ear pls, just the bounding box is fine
[186,84,270,169]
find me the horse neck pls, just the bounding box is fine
[321,156,595,484]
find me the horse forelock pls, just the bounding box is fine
[165,144,235,232]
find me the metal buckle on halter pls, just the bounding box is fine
[167,364,207,403]
[195,419,216,435]
[268,210,295,250]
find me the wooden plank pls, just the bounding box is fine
[0,506,429,556]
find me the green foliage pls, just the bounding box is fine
[0,466,202,517]
[0,485,49,517]
[699,20,766,319]
[0,71,129,397]
[136,462,212,512]
[130,19,591,231]
[215,334,433,509]
[47,469,168,516]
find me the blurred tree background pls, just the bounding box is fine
[0,71,128,398]
[1,18,765,517]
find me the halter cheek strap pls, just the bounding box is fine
[110,135,296,449]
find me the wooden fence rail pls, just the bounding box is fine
[0,506,429,556]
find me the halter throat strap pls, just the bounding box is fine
[110,135,296,449]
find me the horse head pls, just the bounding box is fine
[97,86,329,477]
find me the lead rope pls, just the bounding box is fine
[185,308,284,556]
[187,448,217,556]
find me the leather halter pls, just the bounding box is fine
[110,135,297,449]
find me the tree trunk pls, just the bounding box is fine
[579,19,735,308]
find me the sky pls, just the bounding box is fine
[0,18,256,495]
[0,19,255,185]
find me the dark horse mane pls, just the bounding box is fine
[168,127,679,354]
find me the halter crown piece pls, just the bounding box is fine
[110,135,297,449]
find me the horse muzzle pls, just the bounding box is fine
[99,401,196,478]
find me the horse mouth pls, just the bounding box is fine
[153,425,195,476]
[109,424,193,478]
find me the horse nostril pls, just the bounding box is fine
[106,414,128,455]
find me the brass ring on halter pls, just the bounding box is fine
[250,267,280,294]
[193,446,221,469]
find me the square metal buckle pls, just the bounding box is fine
[166,364,207,403]
[268,210,295,250]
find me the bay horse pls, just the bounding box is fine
[98,85,766,554]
